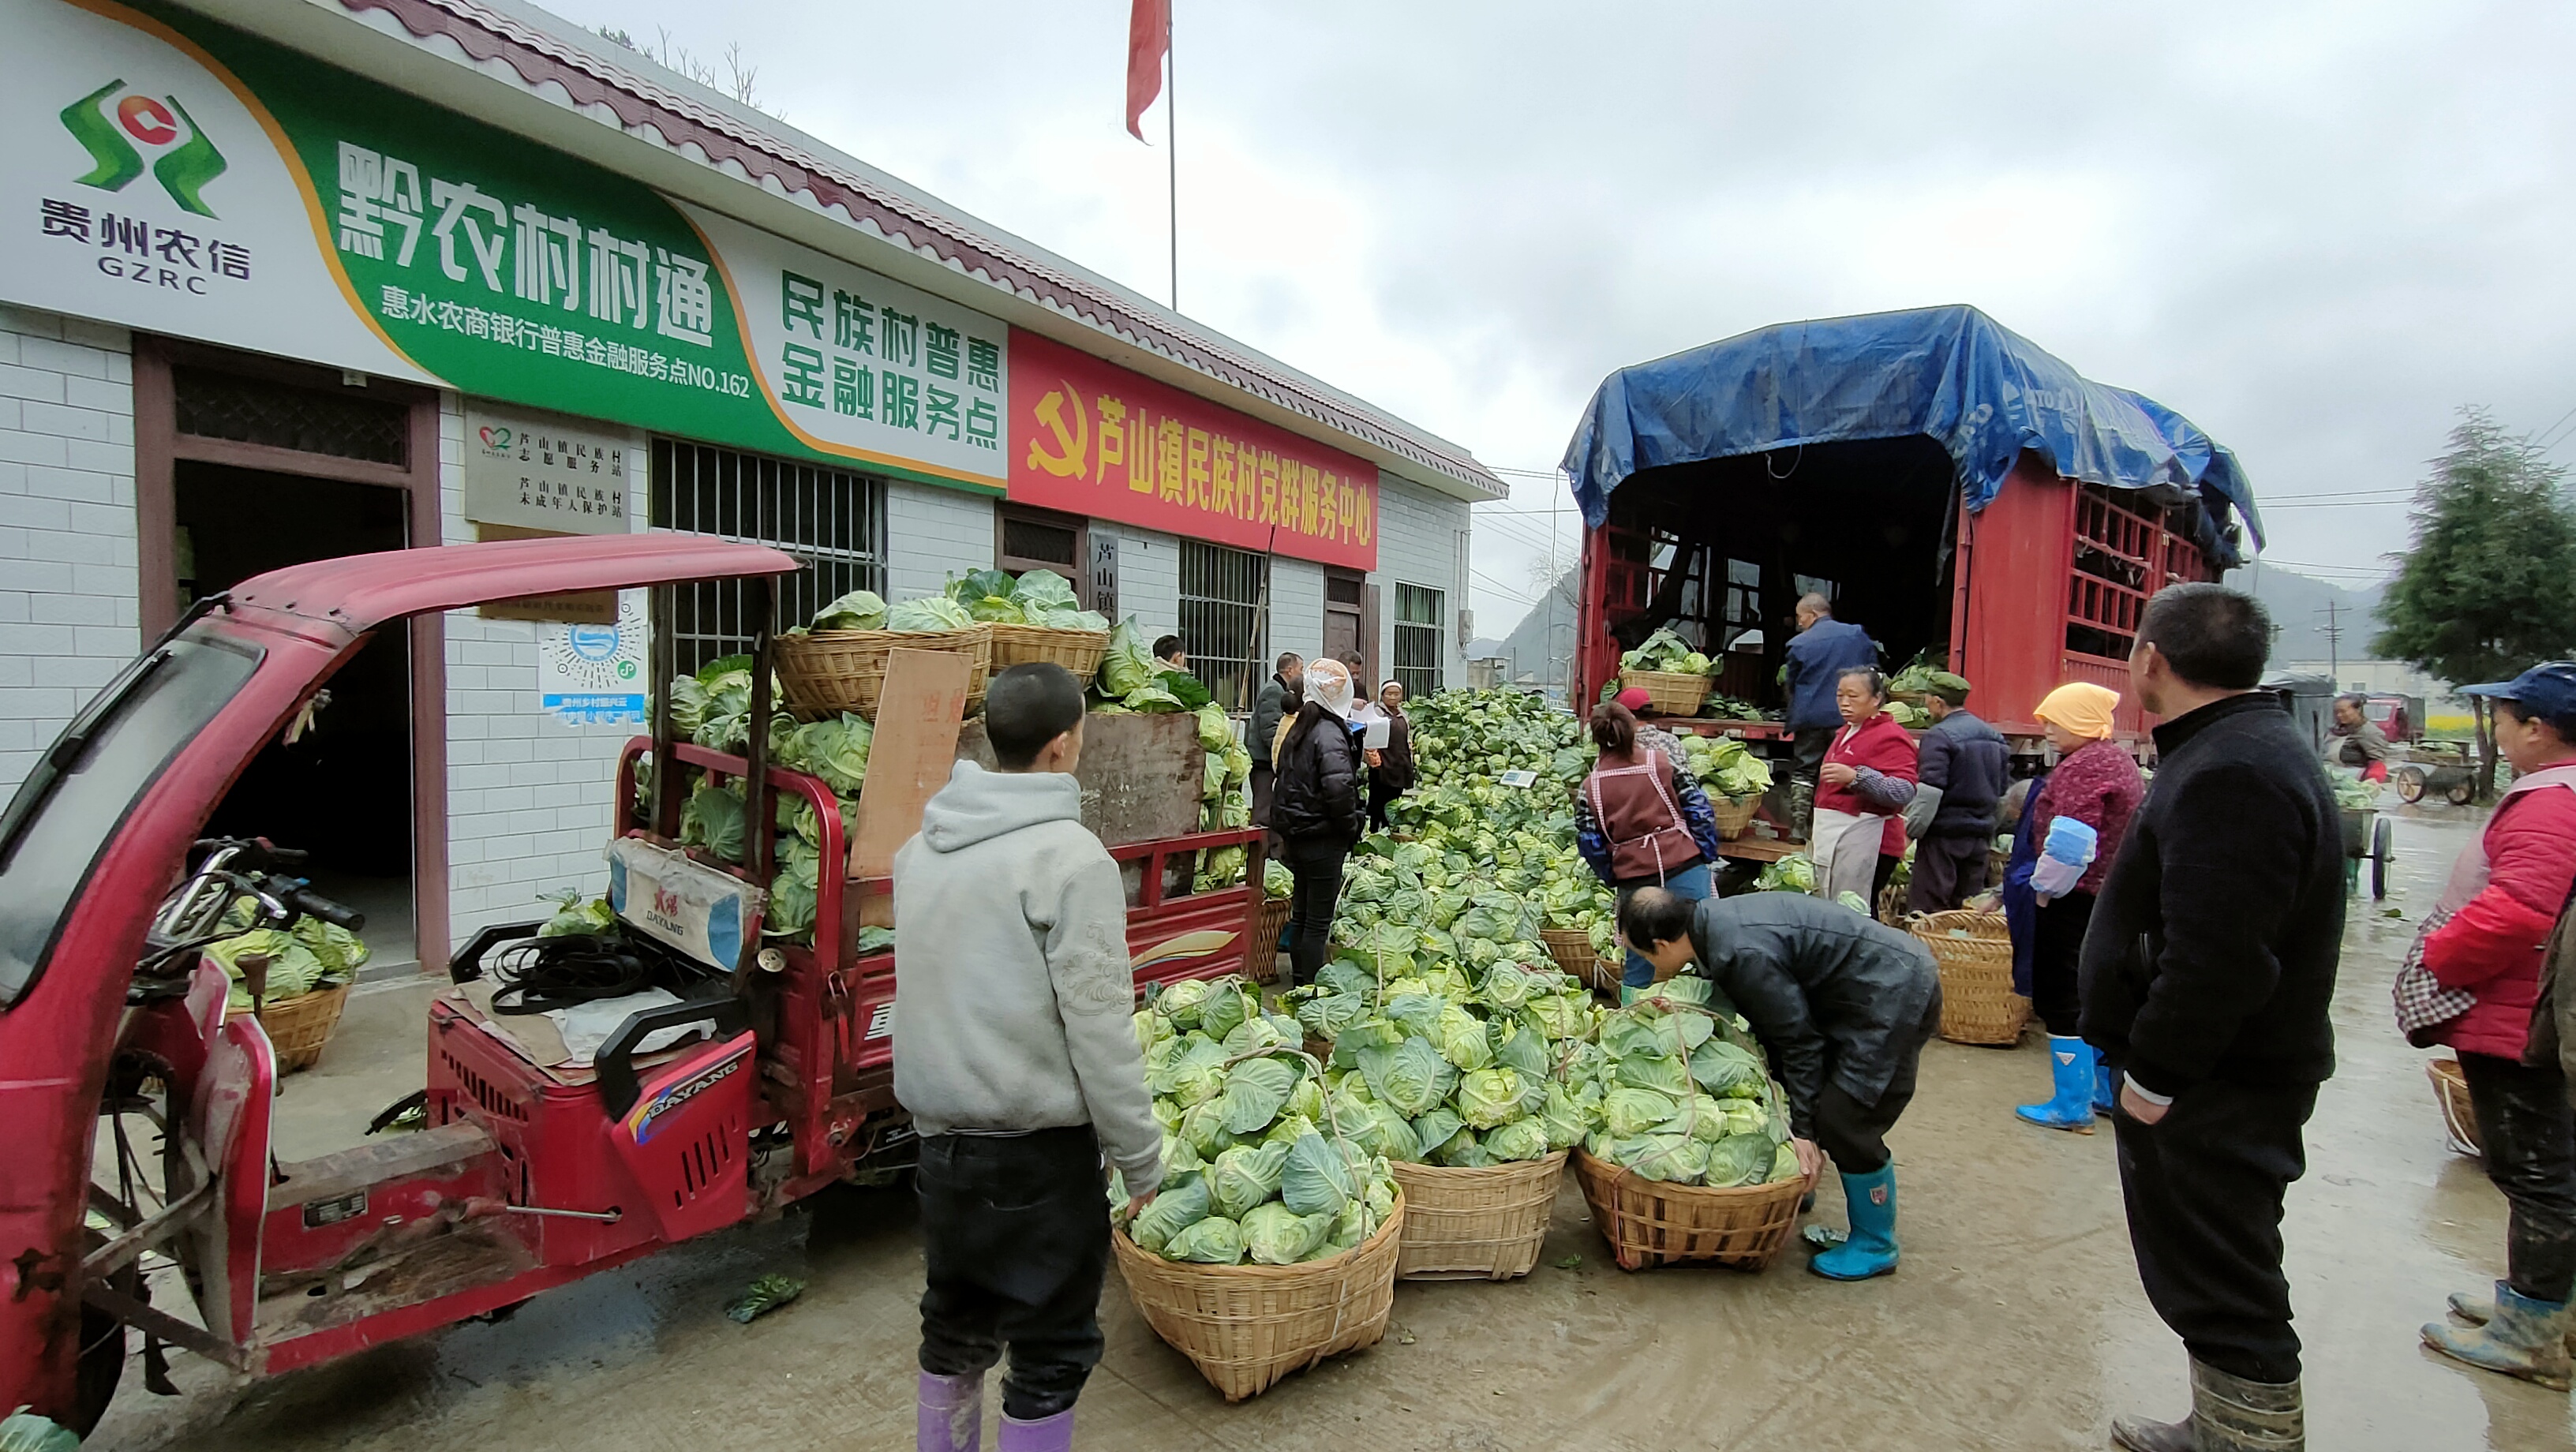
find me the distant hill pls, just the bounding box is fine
[2222,567,2387,672]
[1486,569,1579,700]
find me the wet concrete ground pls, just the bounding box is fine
[92,804,2575,1451]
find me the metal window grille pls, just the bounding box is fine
[172,367,408,465]
[650,439,885,675]
[1178,541,1267,712]
[1001,515,1080,571]
[1394,583,1444,700]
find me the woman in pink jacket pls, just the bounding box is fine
[2420,664,2576,1390]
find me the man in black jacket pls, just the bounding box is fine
[1907,682,2009,914]
[1249,652,1301,827]
[2084,583,2342,1452]
[1623,889,1940,1283]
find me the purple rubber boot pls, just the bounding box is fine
[998,1409,1073,1452]
[917,1371,983,1452]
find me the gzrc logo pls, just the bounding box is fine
[61,79,227,217]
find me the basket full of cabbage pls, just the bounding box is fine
[1111,974,1406,1401]
[1282,947,1601,1280]
[769,576,1004,720]
[207,898,371,1072]
[1619,627,1716,717]
[1565,977,1814,1271]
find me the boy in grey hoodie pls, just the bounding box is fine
[895,663,1161,1452]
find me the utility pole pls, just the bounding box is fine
[2317,601,2344,686]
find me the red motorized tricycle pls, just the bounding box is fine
[0,535,1267,1432]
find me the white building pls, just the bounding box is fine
[0,0,1501,972]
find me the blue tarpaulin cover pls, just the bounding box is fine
[1559,306,2261,563]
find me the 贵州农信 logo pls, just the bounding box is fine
[62,79,227,218]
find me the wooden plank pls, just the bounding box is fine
[851,648,972,878]
[953,710,1203,846]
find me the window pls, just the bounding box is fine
[997,506,1084,597]
[1395,583,1444,701]
[1178,541,1267,713]
[650,440,885,675]
[173,366,410,466]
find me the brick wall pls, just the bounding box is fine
[885,478,994,602]
[436,399,642,952]
[0,305,137,796]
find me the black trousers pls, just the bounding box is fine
[1249,765,1275,829]
[2459,1051,2576,1303]
[2031,891,2095,1036]
[1906,833,1990,916]
[1870,852,1900,922]
[1367,774,1398,831]
[1282,836,1350,988]
[1810,994,1941,1174]
[916,1127,1113,1420]
[2114,1079,2318,1384]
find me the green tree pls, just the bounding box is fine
[2373,410,2576,797]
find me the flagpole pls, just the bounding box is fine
[1166,3,1178,312]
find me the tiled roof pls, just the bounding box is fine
[325,0,1507,500]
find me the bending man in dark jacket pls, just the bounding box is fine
[2082,584,2342,1452]
[1623,888,1940,1283]
[1907,681,2009,914]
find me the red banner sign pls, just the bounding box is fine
[1007,327,1379,571]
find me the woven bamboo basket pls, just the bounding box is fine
[1539,926,1599,980]
[1572,1148,1807,1271]
[1388,1151,1566,1280]
[1112,1191,1404,1401]
[773,624,991,720]
[1710,795,1761,840]
[224,982,351,1073]
[2428,1057,2482,1157]
[1589,955,1626,997]
[1908,909,2026,1046]
[1248,896,1294,984]
[1619,668,1712,718]
[986,623,1110,687]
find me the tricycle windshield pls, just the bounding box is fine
[0,631,262,1006]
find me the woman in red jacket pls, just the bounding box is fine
[1812,668,1919,920]
[2420,664,2576,1389]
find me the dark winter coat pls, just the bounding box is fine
[1373,710,1417,793]
[2077,694,2345,1097]
[1682,892,1941,1136]
[1916,709,2009,839]
[1274,710,1365,848]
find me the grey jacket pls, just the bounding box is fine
[1253,675,1290,769]
[892,760,1162,1196]
[1684,892,1941,1136]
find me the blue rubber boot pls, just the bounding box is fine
[2015,1035,2097,1133]
[2424,1281,2574,1391]
[2095,1060,2119,1117]
[918,1371,983,1452]
[1810,1164,1899,1280]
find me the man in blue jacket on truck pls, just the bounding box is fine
[1783,594,1880,829]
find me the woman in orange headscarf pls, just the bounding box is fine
[2013,683,2147,1132]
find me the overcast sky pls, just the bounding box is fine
[554,0,2576,636]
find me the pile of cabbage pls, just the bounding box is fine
[1381,690,1617,957]
[1573,978,1803,1188]
[1119,974,1400,1266]
[790,567,1112,636]
[1755,852,1818,894]
[1672,732,1774,802]
[1284,952,1604,1169]
[661,653,874,946]
[1886,658,1973,702]
[2328,769,2379,811]
[205,898,370,1009]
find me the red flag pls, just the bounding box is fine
[1125,0,1170,140]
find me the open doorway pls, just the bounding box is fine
[179,462,419,972]
[137,339,444,976]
